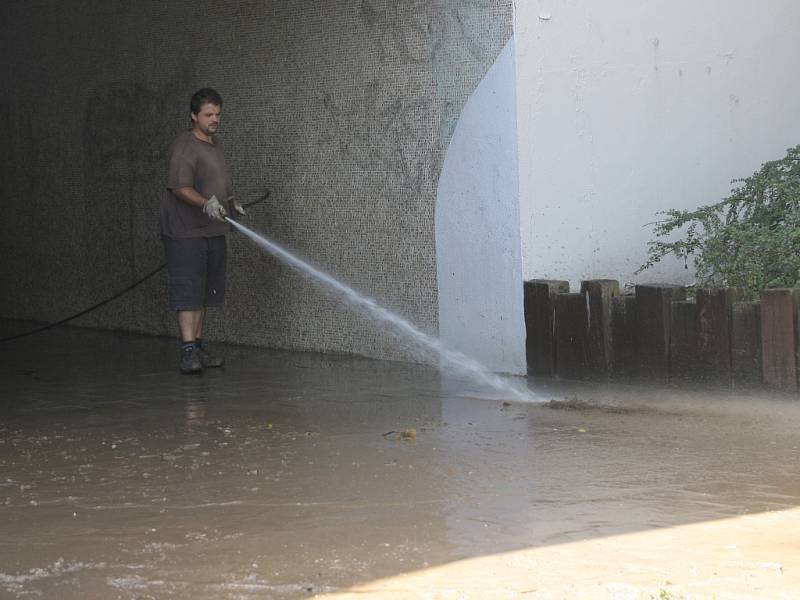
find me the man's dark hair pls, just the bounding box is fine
[190,88,223,114]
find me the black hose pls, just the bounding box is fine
[0,191,271,343]
[0,263,166,343]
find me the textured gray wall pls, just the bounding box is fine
[0,0,512,361]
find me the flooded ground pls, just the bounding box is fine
[1,320,799,598]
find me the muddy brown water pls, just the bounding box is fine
[1,320,799,598]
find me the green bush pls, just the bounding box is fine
[638,145,800,299]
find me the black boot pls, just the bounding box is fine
[180,341,202,374]
[196,338,224,368]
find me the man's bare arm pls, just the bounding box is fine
[174,186,208,208]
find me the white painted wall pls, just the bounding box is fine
[515,1,800,290]
[436,39,527,375]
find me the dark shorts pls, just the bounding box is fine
[162,235,227,311]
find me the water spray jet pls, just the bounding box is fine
[226,217,539,403]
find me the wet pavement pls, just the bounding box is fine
[1,319,800,599]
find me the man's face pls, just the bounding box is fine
[191,102,221,137]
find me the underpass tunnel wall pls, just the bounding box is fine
[0,1,513,362]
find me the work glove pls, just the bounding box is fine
[224,195,246,218]
[203,195,227,222]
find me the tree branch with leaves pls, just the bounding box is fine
[637,145,800,299]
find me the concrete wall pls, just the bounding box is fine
[0,0,513,363]
[515,1,800,290]
[436,39,526,374]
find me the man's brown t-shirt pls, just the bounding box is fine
[161,131,232,238]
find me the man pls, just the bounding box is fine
[160,88,244,374]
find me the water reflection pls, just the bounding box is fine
[184,398,208,427]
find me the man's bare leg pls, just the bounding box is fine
[196,309,205,340]
[178,309,204,343]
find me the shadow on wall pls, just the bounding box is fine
[0,104,39,315]
[80,81,191,332]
